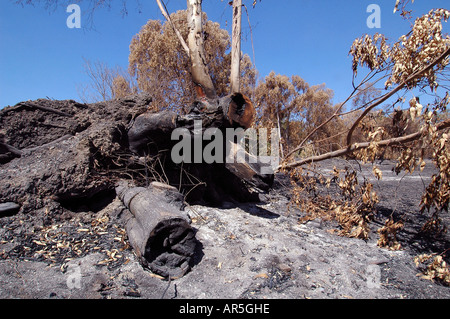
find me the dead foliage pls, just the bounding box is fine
[290,165,378,240]
[377,217,404,251]
[1,211,131,270]
[414,252,450,286]
[285,3,450,246]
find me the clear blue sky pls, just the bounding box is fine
[1,0,449,108]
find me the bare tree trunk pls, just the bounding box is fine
[230,0,242,94]
[277,111,284,158]
[186,0,216,100]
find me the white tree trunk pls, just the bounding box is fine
[230,0,242,94]
[186,0,216,99]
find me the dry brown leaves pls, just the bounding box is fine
[287,2,449,251]
[414,253,450,286]
[377,217,404,250]
[9,214,130,270]
[418,112,449,235]
[129,10,256,111]
[350,8,450,91]
[292,166,378,240]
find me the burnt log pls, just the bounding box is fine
[128,93,255,154]
[116,181,197,279]
[126,93,272,205]
[223,93,255,129]
[0,142,22,164]
[128,111,178,155]
[225,139,275,191]
[0,202,21,217]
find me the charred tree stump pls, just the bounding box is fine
[116,182,197,279]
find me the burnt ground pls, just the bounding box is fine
[0,160,449,299]
[0,97,449,299]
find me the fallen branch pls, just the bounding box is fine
[0,142,22,156]
[285,68,384,160]
[0,135,74,165]
[116,181,197,279]
[346,46,450,147]
[21,134,73,155]
[280,118,450,171]
[0,202,20,217]
[14,102,72,117]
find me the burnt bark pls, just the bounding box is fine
[116,182,198,279]
[128,92,255,155]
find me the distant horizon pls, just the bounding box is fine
[1,0,449,109]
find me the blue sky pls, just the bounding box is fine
[0,0,449,108]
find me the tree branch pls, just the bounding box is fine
[280,118,450,171]
[0,142,22,157]
[14,102,72,117]
[346,46,450,147]
[285,69,386,160]
[155,0,190,55]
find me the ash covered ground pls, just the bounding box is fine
[1,162,449,299]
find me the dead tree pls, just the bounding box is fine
[133,1,270,202]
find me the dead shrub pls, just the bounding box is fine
[414,253,450,286]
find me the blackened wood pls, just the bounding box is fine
[225,140,274,191]
[0,202,21,217]
[14,102,72,117]
[116,182,197,279]
[223,93,255,129]
[126,93,269,204]
[128,111,178,154]
[128,93,256,154]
